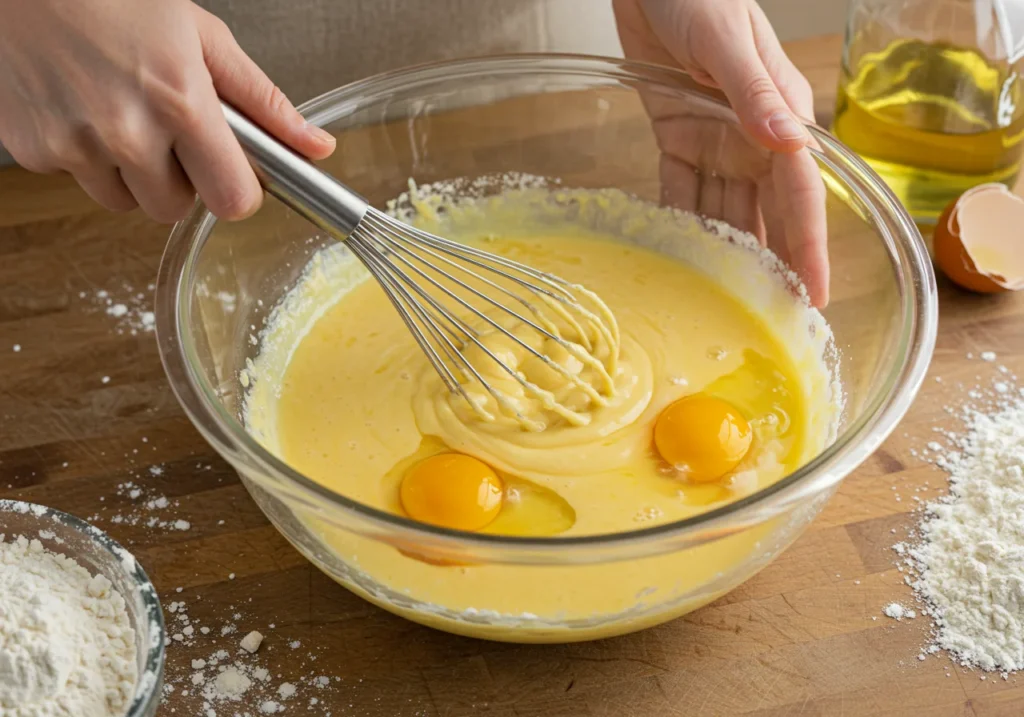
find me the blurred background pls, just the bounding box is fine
[192,0,847,103]
[0,0,846,167]
[761,0,847,40]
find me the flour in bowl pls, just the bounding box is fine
[0,534,137,716]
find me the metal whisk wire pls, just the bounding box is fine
[222,102,620,429]
[350,212,619,423]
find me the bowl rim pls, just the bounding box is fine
[155,53,937,561]
[0,499,166,715]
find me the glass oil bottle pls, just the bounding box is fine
[833,0,1024,225]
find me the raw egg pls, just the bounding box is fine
[654,395,752,482]
[400,453,503,531]
[933,183,1024,293]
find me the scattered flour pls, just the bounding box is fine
[0,534,137,716]
[883,602,915,621]
[84,285,156,335]
[90,481,190,536]
[899,359,1024,672]
[212,666,251,698]
[161,600,338,716]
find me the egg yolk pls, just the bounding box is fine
[400,454,504,531]
[654,395,752,482]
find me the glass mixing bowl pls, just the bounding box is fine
[156,55,936,643]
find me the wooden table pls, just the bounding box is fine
[2,34,1023,717]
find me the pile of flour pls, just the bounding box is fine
[0,533,138,716]
[903,358,1024,672]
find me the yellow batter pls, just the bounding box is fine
[243,184,840,641]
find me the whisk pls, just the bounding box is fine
[222,102,621,430]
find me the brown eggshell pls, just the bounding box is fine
[933,183,1024,294]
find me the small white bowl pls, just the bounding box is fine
[0,500,165,716]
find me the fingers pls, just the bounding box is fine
[0,0,313,225]
[748,6,816,122]
[652,114,770,182]
[746,4,826,304]
[612,0,679,69]
[196,11,335,161]
[697,174,725,218]
[3,123,140,213]
[172,83,265,221]
[766,56,815,125]
[722,178,761,238]
[773,57,816,127]
[633,0,811,154]
[74,165,138,213]
[2,139,60,175]
[177,11,334,221]
[773,150,829,307]
[117,148,194,223]
[659,145,761,241]
[9,102,249,222]
[94,111,195,221]
[696,22,809,153]
[659,154,701,212]
[758,176,790,264]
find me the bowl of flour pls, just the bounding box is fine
[0,500,164,717]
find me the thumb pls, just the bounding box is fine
[196,13,336,160]
[699,35,809,152]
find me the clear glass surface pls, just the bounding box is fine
[156,55,936,641]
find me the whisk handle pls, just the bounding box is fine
[220,101,367,238]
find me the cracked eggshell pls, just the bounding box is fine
[933,183,1024,294]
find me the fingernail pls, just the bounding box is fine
[767,112,807,142]
[306,123,336,145]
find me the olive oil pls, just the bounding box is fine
[833,38,1024,224]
